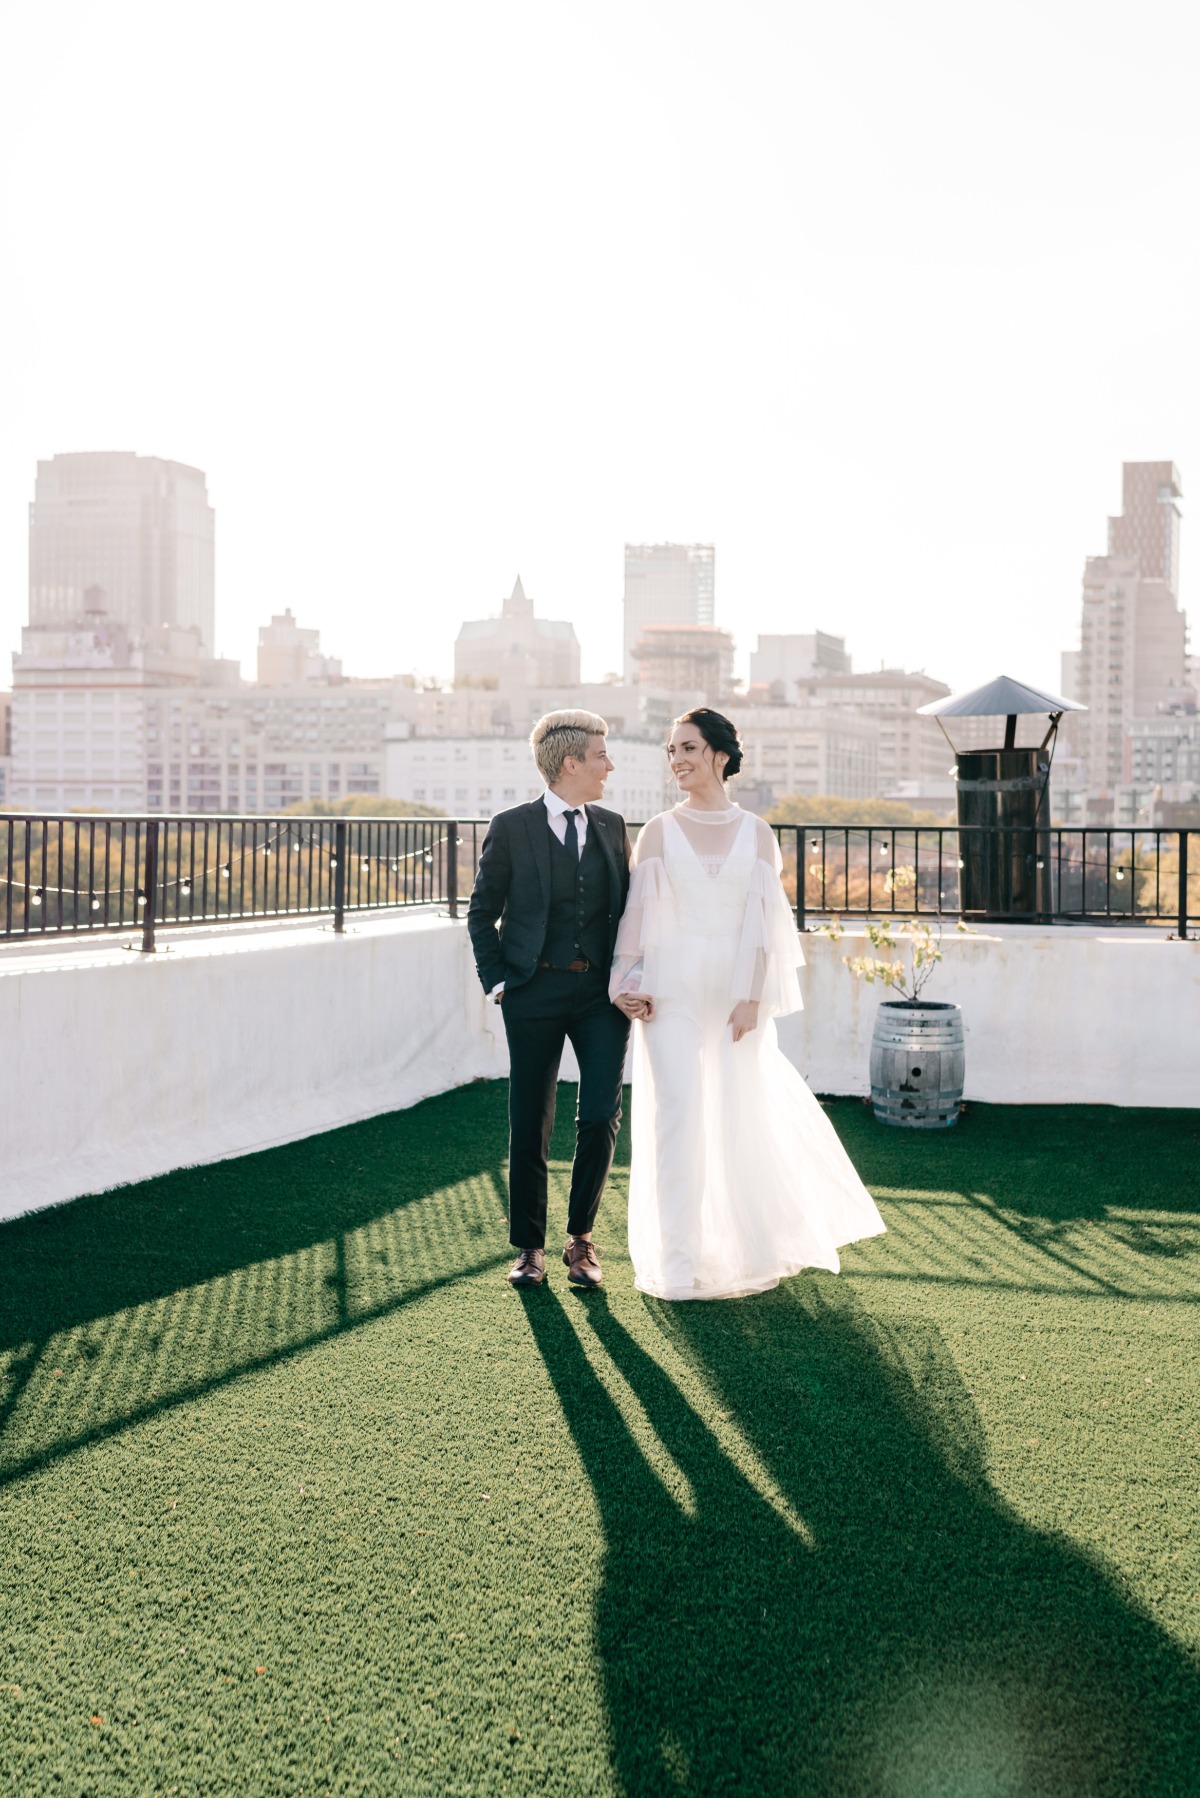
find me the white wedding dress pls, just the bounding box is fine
[610,803,886,1300]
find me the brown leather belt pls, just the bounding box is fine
[538,958,591,973]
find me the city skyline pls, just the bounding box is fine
[4,4,1200,701]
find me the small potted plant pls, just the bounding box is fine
[821,868,970,1128]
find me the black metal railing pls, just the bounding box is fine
[770,823,1196,937]
[0,814,490,951]
[1,814,1195,948]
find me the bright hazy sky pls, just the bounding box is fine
[2,0,1199,696]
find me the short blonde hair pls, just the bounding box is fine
[530,709,609,784]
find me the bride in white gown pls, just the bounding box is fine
[610,709,886,1301]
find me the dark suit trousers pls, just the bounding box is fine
[501,967,630,1250]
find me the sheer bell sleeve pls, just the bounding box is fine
[609,814,673,1002]
[730,820,805,1018]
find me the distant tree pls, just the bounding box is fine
[767,795,951,828]
[282,797,446,819]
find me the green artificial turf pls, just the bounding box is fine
[2,1090,1199,1796]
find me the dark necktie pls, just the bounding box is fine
[563,808,580,860]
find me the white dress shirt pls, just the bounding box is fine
[542,786,588,855]
[488,791,589,999]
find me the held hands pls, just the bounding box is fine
[728,1000,760,1044]
[614,992,655,1021]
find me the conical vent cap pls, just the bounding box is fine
[916,674,1087,718]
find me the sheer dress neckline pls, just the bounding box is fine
[672,802,742,825]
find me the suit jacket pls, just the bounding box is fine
[466,799,633,994]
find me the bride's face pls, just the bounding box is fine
[667,726,724,793]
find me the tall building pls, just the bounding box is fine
[0,689,11,805]
[29,451,216,650]
[257,610,343,686]
[454,576,580,689]
[1072,560,1188,792]
[1065,463,1189,796]
[632,623,735,702]
[623,544,715,680]
[1107,461,1181,592]
[724,703,879,806]
[748,632,851,695]
[792,669,952,794]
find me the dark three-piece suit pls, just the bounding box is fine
[467,799,632,1250]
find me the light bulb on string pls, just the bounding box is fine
[361,858,370,871]
[135,889,147,905]
[1115,868,1125,882]
[329,857,338,869]
[292,841,301,854]
[31,887,43,907]
[90,893,101,911]
[424,852,433,866]
[181,879,192,895]
[957,857,965,870]
[220,864,231,880]
[879,843,889,857]
[809,839,820,855]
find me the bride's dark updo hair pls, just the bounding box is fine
[675,708,743,780]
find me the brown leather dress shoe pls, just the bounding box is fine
[507,1248,545,1287]
[563,1238,603,1289]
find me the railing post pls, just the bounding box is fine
[446,821,459,920]
[1179,829,1190,941]
[333,819,347,934]
[140,820,160,954]
[795,827,806,932]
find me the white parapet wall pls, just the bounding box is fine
[778,924,1200,1108]
[0,913,508,1223]
[2,915,1197,1220]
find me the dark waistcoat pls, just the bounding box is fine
[542,821,610,968]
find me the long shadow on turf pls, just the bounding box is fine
[525,1279,1200,1798]
[0,1082,517,1485]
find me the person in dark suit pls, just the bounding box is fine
[467,710,643,1290]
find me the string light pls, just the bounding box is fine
[90,894,101,911]
[31,887,43,907]
[180,879,193,895]
[220,864,231,880]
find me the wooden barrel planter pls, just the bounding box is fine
[869,1000,965,1128]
